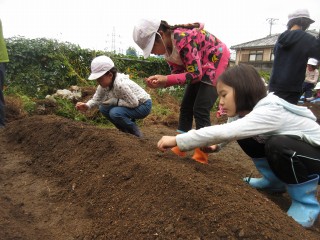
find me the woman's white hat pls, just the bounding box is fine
[88,56,114,80]
[133,19,161,58]
[288,9,315,23]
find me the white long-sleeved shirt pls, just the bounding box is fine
[177,93,320,151]
[86,73,150,108]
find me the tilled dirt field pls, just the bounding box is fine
[0,100,320,239]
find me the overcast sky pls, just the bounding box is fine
[1,0,319,56]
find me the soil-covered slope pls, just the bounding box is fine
[1,113,320,239]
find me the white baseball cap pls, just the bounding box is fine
[133,19,161,58]
[88,56,115,80]
[307,58,318,66]
[287,9,315,23]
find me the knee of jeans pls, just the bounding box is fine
[108,108,124,121]
[99,105,112,118]
[99,105,106,112]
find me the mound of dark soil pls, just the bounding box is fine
[1,113,320,239]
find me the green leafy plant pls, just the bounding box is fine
[19,94,36,113]
[55,98,86,120]
[151,104,172,116]
[54,97,116,128]
[259,70,271,84]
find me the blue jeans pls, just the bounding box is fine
[0,63,5,127]
[302,82,315,99]
[99,99,152,137]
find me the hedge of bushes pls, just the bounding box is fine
[5,37,170,98]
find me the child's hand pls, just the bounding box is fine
[75,102,89,112]
[200,145,218,153]
[157,136,177,151]
[145,75,167,88]
[144,77,157,88]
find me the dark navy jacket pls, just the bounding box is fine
[269,30,320,93]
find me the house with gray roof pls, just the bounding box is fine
[230,29,319,72]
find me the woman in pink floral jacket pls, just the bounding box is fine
[133,19,230,163]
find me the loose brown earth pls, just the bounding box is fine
[1,93,320,240]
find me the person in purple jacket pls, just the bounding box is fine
[268,9,320,104]
[133,19,230,164]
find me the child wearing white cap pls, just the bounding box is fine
[76,56,152,137]
[301,58,319,101]
[133,19,230,163]
[268,8,320,104]
[157,64,320,228]
[306,82,320,103]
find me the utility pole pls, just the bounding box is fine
[266,18,278,36]
[111,27,116,53]
[106,27,122,53]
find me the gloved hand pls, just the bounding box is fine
[103,98,118,106]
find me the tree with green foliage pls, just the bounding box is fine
[126,47,137,57]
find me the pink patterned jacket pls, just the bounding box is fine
[166,24,230,87]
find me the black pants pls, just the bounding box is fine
[178,82,217,132]
[0,63,5,126]
[237,136,320,184]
